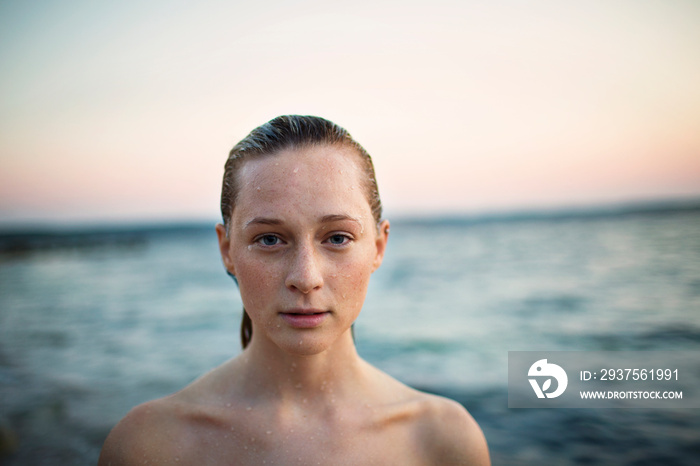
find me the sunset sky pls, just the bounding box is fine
[1,0,699,226]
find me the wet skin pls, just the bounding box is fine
[99,145,490,465]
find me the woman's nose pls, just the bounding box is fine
[285,243,323,293]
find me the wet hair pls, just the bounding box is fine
[220,115,383,348]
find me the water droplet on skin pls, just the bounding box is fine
[298,340,303,345]
[244,446,248,450]
[293,167,299,173]
[276,324,280,328]
[295,383,302,389]
[256,186,261,191]
[303,398,308,404]
[266,430,272,435]
[175,458,180,462]
[246,406,252,411]
[290,429,294,433]
[310,436,315,440]
[225,403,231,407]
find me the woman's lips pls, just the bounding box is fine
[280,309,329,328]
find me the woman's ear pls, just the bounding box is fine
[215,223,236,276]
[372,219,390,272]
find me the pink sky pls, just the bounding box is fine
[1,0,699,226]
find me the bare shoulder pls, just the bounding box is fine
[363,363,489,465]
[413,392,491,466]
[98,396,192,465]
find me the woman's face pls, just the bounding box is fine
[216,144,389,355]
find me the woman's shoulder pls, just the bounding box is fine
[98,363,247,464]
[98,396,186,465]
[365,365,490,465]
[410,391,491,465]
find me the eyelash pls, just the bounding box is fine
[255,234,283,247]
[252,233,353,248]
[325,233,352,246]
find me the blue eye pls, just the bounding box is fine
[258,235,280,246]
[328,234,349,245]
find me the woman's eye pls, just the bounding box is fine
[258,235,280,246]
[328,234,350,245]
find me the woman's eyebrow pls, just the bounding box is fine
[244,217,283,228]
[320,214,362,226]
[244,214,362,229]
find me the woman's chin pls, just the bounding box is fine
[277,334,334,356]
[262,328,349,356]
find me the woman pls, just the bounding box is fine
[99,115,490,465]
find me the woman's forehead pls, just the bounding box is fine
[237,145,363,188]
[232,145,372,222]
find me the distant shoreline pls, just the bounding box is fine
[1,197,699,245]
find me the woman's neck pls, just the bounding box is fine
[234,330,370,404]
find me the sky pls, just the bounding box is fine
[1,0,699,226]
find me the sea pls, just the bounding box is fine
[1,203,699,465]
